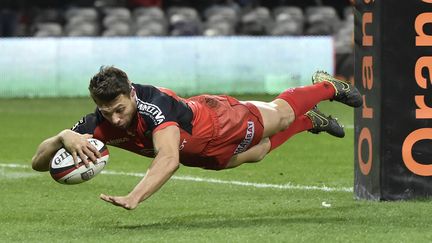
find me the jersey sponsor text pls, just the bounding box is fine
[234,121,255,155]
[136,99,166,125]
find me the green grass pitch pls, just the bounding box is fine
[1,96,432,242]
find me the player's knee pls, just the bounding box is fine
[274,102,295,130]
[253,138,271,162]
[280,114,293,130]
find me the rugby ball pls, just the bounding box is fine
[49,138,109,185]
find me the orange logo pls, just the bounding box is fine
[402,129,432,176]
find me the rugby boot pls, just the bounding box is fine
[312,71,363,108]
[305,107,345,138]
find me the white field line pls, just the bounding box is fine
[0,163,352,193]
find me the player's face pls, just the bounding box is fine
[96,93,137,129]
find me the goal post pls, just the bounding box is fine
[354,0,432,200]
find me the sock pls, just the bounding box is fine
[276,82,335,118]
[269,115,313,152]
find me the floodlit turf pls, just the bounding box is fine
[1,97,432,242]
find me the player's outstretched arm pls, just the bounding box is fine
[31,129,100,171]
[100,125,180,210]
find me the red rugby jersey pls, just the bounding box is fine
[72,83,263,170]
[72,83,194,158]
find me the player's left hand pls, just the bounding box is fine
[100,194,139,210]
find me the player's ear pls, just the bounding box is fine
[130,85,136,98]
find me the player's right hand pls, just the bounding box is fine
[58,130,101,168]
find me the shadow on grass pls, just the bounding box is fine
[111,205,355,231]
[118,216,347,231]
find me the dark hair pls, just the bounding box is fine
[89,66,132,102]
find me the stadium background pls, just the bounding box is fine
[0,0,353,97]
[5,1,432,242]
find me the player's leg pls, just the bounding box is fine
[253,72,360,147]
[267,71,362,134]
[247,76,335,138]
[225,107,346,168]
[224,72,359,168]
[225,116,310,168]
[247,85,336,139]
[248,101,346,155]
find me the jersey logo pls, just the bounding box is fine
[234,121,255,155]
[136,99,166,125]
[71,117,86,131]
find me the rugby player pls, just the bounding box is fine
[31,66,362,210]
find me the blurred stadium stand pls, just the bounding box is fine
[0,0,353,79]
